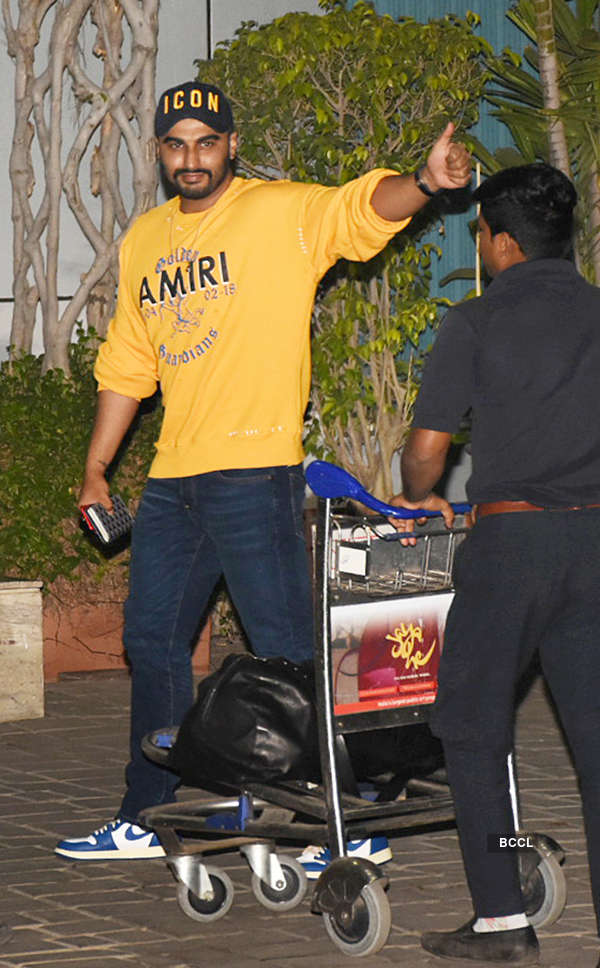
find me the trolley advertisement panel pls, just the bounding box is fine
[331,592,454,715]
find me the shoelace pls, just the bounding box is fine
[93,819,121,836]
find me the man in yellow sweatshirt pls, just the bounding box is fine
[55,81,471,861]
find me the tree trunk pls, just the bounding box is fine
[588,171,600,286]
[3,0,159,372]
[533,0,572,176]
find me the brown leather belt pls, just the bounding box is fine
[477,500,600,520]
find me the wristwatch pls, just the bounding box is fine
[414,167,442,198]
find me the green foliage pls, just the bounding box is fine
[0,331,161,587]
[472,0,600,283]
[307,240,443,436]
[195,0,489,496]
[197,1,490,186]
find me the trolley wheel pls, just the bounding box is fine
[322,878,391,957]
[251,855,308,911]
[521,849,567,928]
[176,866,234,922]
[140,727,178,766]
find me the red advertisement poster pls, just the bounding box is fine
[331,593,454,715]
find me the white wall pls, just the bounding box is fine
[0,1,321,358]
[210,0,320,51]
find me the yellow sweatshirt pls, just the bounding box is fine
[95,171,409,477]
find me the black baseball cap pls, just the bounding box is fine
[155,81,234,138]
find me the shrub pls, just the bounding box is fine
[0,331,161,590]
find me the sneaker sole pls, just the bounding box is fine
[302,845,393,879]
[54,845,166,861]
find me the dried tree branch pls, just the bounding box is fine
[4,0,159,370]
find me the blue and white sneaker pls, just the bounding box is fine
[296,836,392,880]
[55,818,165,860]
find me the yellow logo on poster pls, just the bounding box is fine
[385,623,436,672]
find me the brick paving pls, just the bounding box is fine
[0,670,597,967]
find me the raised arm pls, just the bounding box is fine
[370,122,471,222]
[78,389,140,511]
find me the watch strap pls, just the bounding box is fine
[414,167,442,198]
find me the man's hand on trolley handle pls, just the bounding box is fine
[387,492,455,546]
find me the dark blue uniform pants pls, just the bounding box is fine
[430,509,600,932]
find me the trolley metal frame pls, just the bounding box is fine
[312,499,458,857]
[140,484,567,956]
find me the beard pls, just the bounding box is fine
[161,157,232,200]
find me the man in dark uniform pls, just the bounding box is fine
[390,163,600,964]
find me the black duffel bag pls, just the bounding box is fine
[168,653,320,788]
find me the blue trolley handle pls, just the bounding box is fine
[305,459,471,519]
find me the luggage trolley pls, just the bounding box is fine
[140,460,567,957]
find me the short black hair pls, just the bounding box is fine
[473,163,577,260]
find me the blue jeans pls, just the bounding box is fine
[119,464,314,822]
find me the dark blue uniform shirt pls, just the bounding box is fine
[413,258,600,506]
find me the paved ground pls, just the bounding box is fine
[0,669,597,968]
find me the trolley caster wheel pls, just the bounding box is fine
[519,841,567,928]
[176,866,234,922]
[323,879,391,957]
[251,855,308,911]
[141,726,178,766]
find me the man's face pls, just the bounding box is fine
[477,214,503,278]
[158,118,238,212]
[477,213,527,278]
